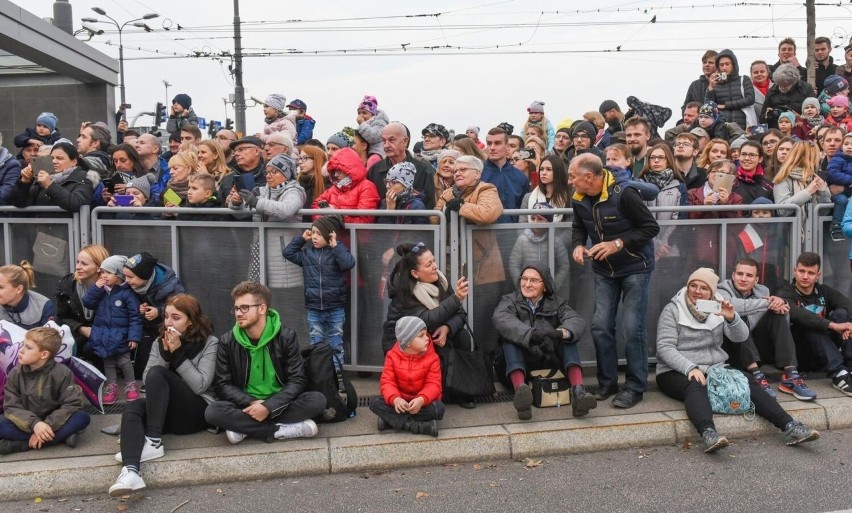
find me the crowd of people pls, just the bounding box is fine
[6,37,852,495]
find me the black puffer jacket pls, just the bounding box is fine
[382,268,467,354]
[54,273,93,350]
[12,167,93,213]
[705,49,755,129]
[761,81,816,125]
[492,262,586,349]
[214,317,307,417]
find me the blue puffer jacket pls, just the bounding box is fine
[132,264,185,328]
[82,283,142,358]
[827,152,852,187]
[0,147,21,205]
[295,115,316,146]
[282,236,356,311]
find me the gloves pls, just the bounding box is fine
[529,328,549,344]
[445,198,463,212]
[238,189,258,209]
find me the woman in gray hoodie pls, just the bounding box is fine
[655,268,819,453]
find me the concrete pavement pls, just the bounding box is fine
[0,373,850,501]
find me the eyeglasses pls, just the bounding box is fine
[649,155,667,161]
[231,304,262,315]
[520,276,543,284]
[264,142,284,148]
[739,152,760,159]
[510,157,522,163]
[454,167,476,174]
[674,142,693,148]
[572,134,590,140]
[297,156,313,162]
[410,242,426,253]
[233,146,257,154]
[761,139,779,146]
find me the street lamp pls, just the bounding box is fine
[81,8,159,111]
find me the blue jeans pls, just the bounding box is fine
[592,271,651,393]
[502,340,581,376]
[832,191,850,226]
[307,307,345,369]
[0,410,90,444]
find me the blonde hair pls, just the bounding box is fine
[774,141,820,184]
[26,326,61,356]
[77,245,109,283]
[0,260,36,290]
[697,139,731,168]
[169,150,199,173]
[198,140,229,180]
[583,111,606,130]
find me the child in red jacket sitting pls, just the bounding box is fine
[369,316,444,437]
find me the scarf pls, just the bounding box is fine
[132,274,155,296]
[753,79,771,96]
[51,166,78,186]
[412,270,449,310]
[643,168,675,191]
[167,178,190,202]
[266,182,286,199]
[420,149,443,163]
[804,115,825,126]
[685,294,709,323]
[75,281,94,321]
[157,334,205,370]
[736,164,764,184]
[523,228,548,243]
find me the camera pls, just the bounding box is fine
[714,72,728,82]
[318,200,330,209]
[518,147,536,160]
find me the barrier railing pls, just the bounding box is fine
[812,202,851,295]
[0,206,87,285]
[460,204,801,366]
[91,207,446,371]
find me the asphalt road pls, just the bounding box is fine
[4,429,852,513]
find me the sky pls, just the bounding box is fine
[17,0,852,140]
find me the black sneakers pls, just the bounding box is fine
[701,428,729,453]
[612,388,643,409]
[594,383,620,401]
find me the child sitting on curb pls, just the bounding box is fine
[369,316,444,437]
[0,327,90,454]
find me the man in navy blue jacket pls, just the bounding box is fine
[481,127,529,223]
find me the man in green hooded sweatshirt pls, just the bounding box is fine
[205,281,326,443]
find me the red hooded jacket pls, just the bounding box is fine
[312,147,380,223]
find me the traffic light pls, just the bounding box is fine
[155,102,167,125]
[207,122,217,138]
[225,118,234,130]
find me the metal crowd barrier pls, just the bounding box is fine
[90,207,445,372]
[0,202,843,372]
[459,204,801,366]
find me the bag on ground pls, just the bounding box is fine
[301,342,356,422]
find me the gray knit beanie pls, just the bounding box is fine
[395,316,426,350]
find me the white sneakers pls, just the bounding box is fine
[274,419,318,440]
[114,437,164,463]
[109,467,146,497]
[226,430,248,444]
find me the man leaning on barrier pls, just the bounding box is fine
[569,153,660,409]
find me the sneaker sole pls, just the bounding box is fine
[109,483,146,497]
[786,430,820,446]
[833,383,852,397]
[114,449,164,464]
[513,385,533,421]
[777,385,816,401]
[704,437,730,453]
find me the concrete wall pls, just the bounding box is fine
[0,74,116,152]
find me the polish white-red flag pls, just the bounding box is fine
[738,224,763,253]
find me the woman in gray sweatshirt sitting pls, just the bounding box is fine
[655,268,819,453]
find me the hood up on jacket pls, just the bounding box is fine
[715,49,741,77]
[520,261,557,297]
[327,147,367,191]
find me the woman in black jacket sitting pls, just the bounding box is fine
[13,141,94,212]
[383,242,478,408]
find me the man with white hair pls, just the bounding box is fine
[264,132,294,161]
[761,63,816,127]
[367,122,437,209]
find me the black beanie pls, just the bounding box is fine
[124,252,157,280]
[172,94,192,110]
[312,216,343,243]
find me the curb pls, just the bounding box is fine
[1,400,846,502]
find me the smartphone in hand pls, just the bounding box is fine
[695,299,721,314]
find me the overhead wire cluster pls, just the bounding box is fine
[81,0,851,62]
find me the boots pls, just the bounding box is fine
[571,385,598,417]
[408,420,439,437]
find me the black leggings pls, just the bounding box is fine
[120,366,209,469]
[656,369,793,435]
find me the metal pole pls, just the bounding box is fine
[233,0,246,134]
[806,0,816,90]
[118,29,125,108]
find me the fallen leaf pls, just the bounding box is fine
[682,441,693,449]
[121,495,131,499]
[443,463,459,467]
[216,489,223,494]
[58,499,68,502]
[524,458,542,468]
[489,482,498,488]
[473,464,482,471]
[117,505,129,512]
[416,492,430,499]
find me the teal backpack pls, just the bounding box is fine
[707,366,755,418]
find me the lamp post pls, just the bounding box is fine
[81,8,158,110]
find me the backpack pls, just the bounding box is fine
[706,366,755,418]
[301,342,357,423]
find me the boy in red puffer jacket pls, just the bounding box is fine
[369,316,444,437]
